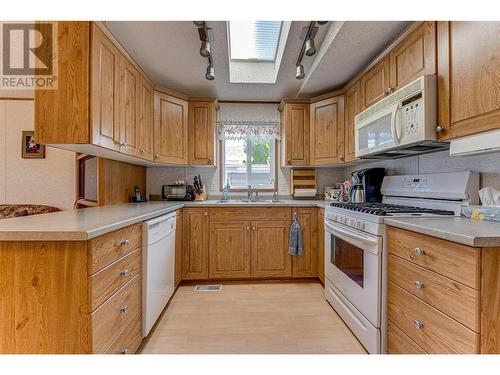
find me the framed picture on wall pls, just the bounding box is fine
[21,131,45,159]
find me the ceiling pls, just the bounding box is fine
[105,21,409,101]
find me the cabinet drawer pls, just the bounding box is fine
[209,207,292,221]
[105,309,142,354]
[88,223,142,274]
[89,249,142,312]
[388,282,479,354]
[387,227,480,289]
[388,254,480,332]
[387,321,426,354]
[91,274,141,353]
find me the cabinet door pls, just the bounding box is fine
[154,92,188,164]
[360,57,390,109]
[138,75,154,161]
[310,96,345,165]
[183,208,209,280]
[389,22,436,90]
[317,208,325,283]
[188,101,215,165]
[291,208,318,278]
[437,21,500,140]
[119,55,140,157]
[174,210,183,288]
[281,103,310,166]
[251,221,291,278]
[344,81,363,163]
[91,24,120,151]
[209,221,251,279]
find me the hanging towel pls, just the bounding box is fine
[288,216,303,256]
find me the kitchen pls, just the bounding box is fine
[1,0,500,372]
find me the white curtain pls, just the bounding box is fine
[217,103,281,141]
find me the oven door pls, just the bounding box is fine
[324,219,382,327]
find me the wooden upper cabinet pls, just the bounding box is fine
[183,208,209,280]
[437,21,500,140]
[310,96,345,165]
[389,21,436,90]
[280,102,310,166]
[154,92,188,164]
[91,24,120,151]
[291,208,318,278]
[119,56,140,157]
[360,57,390,109]
[344,81,363,162]
[138,75,154,161]
[251,221,292,278]
[188,100,216,166]
[209,221,251,279]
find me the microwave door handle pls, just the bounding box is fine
[390,104,400,145]
[395,103,402,143]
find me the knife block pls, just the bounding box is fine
[194,189,207,201]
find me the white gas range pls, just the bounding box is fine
[323,171,479,354]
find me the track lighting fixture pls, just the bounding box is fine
[305,38,316,56]
[200,40,211,57]
[295,64,305,80]
[205,65,215,80]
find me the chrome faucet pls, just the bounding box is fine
[247,185,259,202]
[222,180,231,201]
[247,185,254,201]
[272,191,279,202]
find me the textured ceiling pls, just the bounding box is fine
[105,21,409,101]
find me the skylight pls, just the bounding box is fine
[229,21,282,61]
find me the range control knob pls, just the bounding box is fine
[357,221,365,230]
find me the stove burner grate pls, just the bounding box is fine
[329,202,455,216]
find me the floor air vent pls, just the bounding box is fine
[194,285,223,292]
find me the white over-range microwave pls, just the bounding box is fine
[355,74,448,159]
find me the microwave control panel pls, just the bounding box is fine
[401,94,424,140]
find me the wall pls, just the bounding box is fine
[0,100,76,210]
[100,158,146,205]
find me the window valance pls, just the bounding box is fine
[217,120,281,141]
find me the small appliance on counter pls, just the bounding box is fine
[162,183,195,201]
[349,167,385,203]
[131,186,147,202]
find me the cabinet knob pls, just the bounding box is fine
[414,280,424,289]
[415,247,425,256]
[154,153,159,159]
[252,226,256,230]
[207,157,212,163]
[204,212,208,216]
[246,226,250,230]
[120,269,129,277]
[413,320,424,329]
[119,305,129,313]
[121,348,129,354]
[141,148,145,154]
[287,159,291,164]
[121,239,130,246]
[436,126,444,133]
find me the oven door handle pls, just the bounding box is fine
[324,221,381,255]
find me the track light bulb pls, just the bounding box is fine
[305,38,316,56]
[200,40,211,57]
[205,65,215,80]
[295,64,305,80]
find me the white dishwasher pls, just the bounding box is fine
[142,212,176,337]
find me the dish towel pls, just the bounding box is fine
[288,216,303,256]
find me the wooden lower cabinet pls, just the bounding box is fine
[317,208,325,283]
[174,210,183,288]
[182,208,209,280]
[292,208,318,277]
[209,221,251,278]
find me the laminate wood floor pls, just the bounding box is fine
[138,282,367,354]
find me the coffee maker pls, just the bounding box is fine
[349,168,385,203]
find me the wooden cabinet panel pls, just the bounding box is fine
[209,207,291,221]
[360,58,390,109]
[88,223,142,275]
[251,221,291,278]
[209,221,251,279]
[89,248,142,312]
[317,208,325,283]
[104,310,142,354]
[388,254,480,331]
[174,210,183,288]
[437,21,500,140]
[188,101,215,165]
[91,23,120,151]
[281,102,310,166]
[389,22,436,90]
[387,227,480,289]
[292,208,318,277]
[119,56,140,157]
[310,96,345,165]
[91,274,142,354]
[387,321,427,354]
[154,92,188,164]
[138,75,154,161]
[344,81,363,162]
[388,282,479,354]
[183,208,209,279]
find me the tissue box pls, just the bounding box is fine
[461,205,500,222]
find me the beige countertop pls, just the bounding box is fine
[384,216,500,248]
[0,199,329,241]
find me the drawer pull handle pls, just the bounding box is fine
[120,269,129,277]
[415,247,425,255]
[414,280,424,289]
[413,320,424,329]
[121,348,129,354]
[120,306,129,313]
[121,239,130,246]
